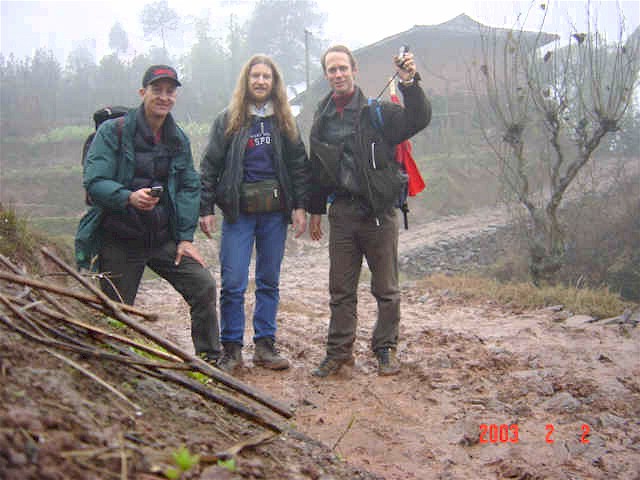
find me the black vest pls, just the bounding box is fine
[101,108,173,247]
[320,97,363,197]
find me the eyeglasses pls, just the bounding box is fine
[149,85,177,97]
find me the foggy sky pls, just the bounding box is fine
[1,0,639,63]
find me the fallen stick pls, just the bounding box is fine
[139,364,285,432]
[0,292,49,338]
[41,247,293,419]
[2,292,100,350]
[45,348,141,415]
[4,289,288,432]
[0,309,191,371]
[332,414,356,451]
[200,430,279,462]
[8,296,183,364]
[0,271,157,321]
[0,253,75,317]
[119,431,127,480]
[100,337,287,433]
[60,446,118,458]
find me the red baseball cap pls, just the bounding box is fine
[142,65,182,87]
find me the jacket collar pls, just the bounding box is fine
[316,86,366,119]
[130,104,181,150]
[249,100,274,118]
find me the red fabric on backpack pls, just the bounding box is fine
[391,93,425,196]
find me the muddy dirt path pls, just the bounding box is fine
[137,211,640,480]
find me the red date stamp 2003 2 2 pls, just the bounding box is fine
[479,423,591,444]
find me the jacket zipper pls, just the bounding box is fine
[356,112,380,227]
[371,142,377,169]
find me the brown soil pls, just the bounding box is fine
[1,212,639,479]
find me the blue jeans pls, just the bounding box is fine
[219,212,288,345]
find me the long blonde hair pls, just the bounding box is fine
[225,54,298,142]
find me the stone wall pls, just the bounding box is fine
[399,224,516,277]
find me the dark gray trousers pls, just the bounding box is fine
[326,198,400,359]
[99,235,220,358]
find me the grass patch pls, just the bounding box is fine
[417,273,634,319]
[31,125,92,144]
[30,217,79,240]
[0,204,38,258]
[0,204,73,272]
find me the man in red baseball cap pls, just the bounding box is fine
[142,64,182,88]
[76,64,221,365]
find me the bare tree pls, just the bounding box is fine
[472,3,640,285]
[140,0,179,53]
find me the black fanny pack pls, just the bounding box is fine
[239,178,284,214]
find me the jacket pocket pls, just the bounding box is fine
[310,138,343,188]
[366,165,407,215]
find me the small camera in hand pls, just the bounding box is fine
[397,45,410,69]
[149,185,164,197]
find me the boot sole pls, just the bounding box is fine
[311,357,355,377]
[217,361,244,374]
[253,359,290,370]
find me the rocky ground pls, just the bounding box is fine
[1,208,639,479]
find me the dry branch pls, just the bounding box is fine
[332,414,356,451]
[0,253,75,317]
[201,430,279,462]
[0,246,296,436]
[45,348,141,414]
[41,247,293,419]
[0,305,190,371]
[2,304,286,431]
[0,270,157,321]
[8,296,183,363]
[141,364,285,432]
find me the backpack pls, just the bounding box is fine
[367,98,411,229]
[82,106,128,205]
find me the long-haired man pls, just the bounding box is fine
[200,54,311,374]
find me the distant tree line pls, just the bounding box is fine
[0,0,326,137]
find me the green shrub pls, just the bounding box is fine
[31,125,92,144]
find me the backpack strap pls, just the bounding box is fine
[116,115,125,151]
[83,116,126,207]
[367,98,412,229]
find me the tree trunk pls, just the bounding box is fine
[527,205,565,285]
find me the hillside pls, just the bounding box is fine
[1,209,638,479]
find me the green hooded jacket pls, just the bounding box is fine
[75,107,200,270]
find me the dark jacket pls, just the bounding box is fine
[75,107,200,269]
[308,82,431,219]
[199,109,311,223]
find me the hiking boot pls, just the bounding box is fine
[198,352,219,367]
[376,348,400,376]
[311,355,355,378]
[253,337,290,370]
[217,342,243,374]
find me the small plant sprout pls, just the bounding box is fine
[163,445,200,479]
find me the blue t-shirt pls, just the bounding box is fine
[243,116,276,182]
